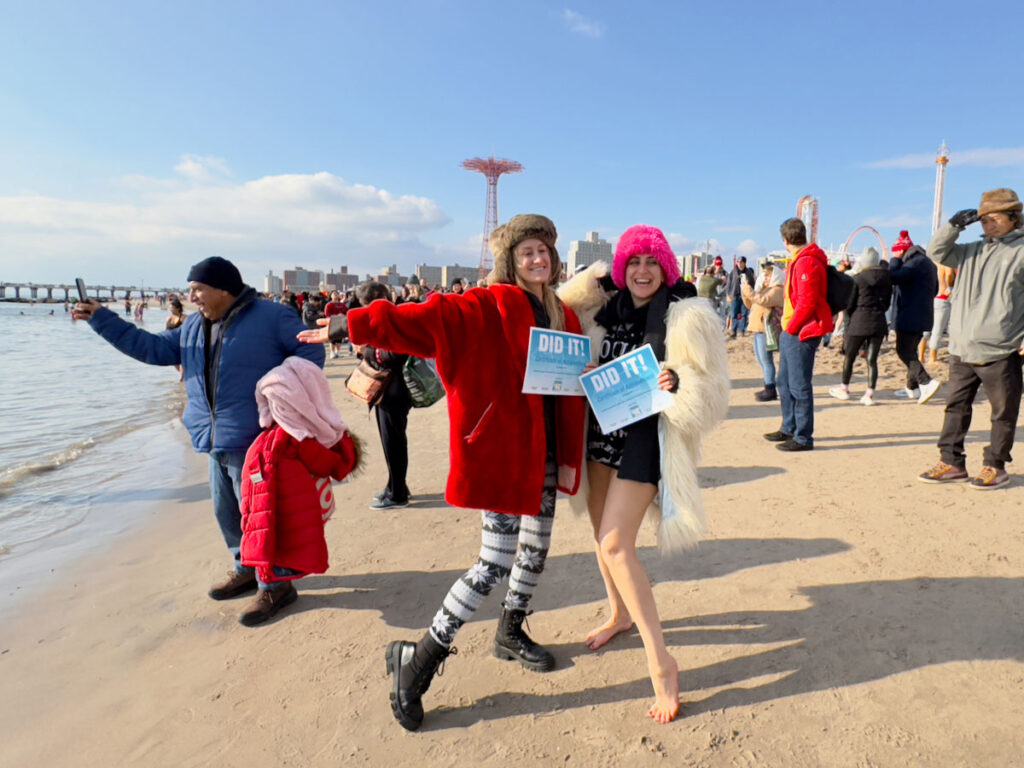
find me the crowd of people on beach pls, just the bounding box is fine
[70,185,1024,728]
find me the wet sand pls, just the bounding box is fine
[2,336,1023,767]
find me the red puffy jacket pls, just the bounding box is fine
[240,425,358,583]
[785,243,835,340]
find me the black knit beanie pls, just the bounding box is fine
[187,256,244,295]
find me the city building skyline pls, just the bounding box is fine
[566,231,613,275]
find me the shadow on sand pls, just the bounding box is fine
[423,576,1024,728]
[297,537,850,631]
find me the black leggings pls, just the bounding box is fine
[843,334,884,389]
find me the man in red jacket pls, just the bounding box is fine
[764,218,834,451]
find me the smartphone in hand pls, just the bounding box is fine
[75,278,88,302]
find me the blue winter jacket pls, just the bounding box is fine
[888,246,939,333]
[88,288,325,453]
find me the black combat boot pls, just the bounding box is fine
[493,604,556,672]
[385,633,455,731]
[755,383,777,401]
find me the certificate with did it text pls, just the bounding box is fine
[579,344,674,434]
[521,328,591,396]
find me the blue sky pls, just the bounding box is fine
[2,0,1023,288]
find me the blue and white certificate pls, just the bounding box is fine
[580,344,674,434]
[522,328,591,396]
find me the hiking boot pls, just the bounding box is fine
[829,385,850,401]
[493,604,556,673]
[754,384,778,402]
[385,634,455,731]
[969,466,1009,490]
[763,430,793,442]
[238,582,298,626]
[777,438,813,452]
[917,461,969,484]
[208,570,258,600]
[894,387,920,399]
[918,379,941,405]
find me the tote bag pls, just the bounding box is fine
[764,309,782,352]
[402,356,445,408]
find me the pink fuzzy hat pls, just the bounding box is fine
[612,224,680,289]
[891,230,913,254]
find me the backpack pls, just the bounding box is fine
[825,265,855,316]
[402,356,445,408]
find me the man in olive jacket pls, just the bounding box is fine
[918,188,1024,490]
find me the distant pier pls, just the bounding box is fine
[0,282,183,302]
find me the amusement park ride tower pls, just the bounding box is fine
[796,195,819,244]
[932,141,950,234]
[462,155,524,278]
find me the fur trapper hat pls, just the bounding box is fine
[612,224,680,289]
[978,188,1023,218]
[486,214,561,287]
[891,230,913,254]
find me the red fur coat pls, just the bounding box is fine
[347,284,585,515]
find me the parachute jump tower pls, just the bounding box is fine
[462,155,523,278]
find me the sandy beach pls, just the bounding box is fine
[3,336,1023,768]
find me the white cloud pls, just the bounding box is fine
[174,154,232,183]
[0,156,451,286]
[430,233,485,268]
[664,233,767,261]
[563,9,605,38]
[866,147,1024,169]
[734,238,767,260]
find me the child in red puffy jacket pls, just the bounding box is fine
[238,357,360,626]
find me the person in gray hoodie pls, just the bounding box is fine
[918,188,1024,490]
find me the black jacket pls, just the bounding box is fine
[845,267,892,338]
[888,246,938,333]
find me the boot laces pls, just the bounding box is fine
[436,646,457,677]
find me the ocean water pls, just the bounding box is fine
[0,301,189,563]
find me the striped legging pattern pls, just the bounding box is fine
[429,460,557,647]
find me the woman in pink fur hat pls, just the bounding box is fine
[559,224,729,723]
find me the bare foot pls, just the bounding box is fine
[584,616,633,650]
[647,656,680,724]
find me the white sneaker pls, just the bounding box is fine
[829,386,850,401]
[860,392,876,406]
[894,387,920,399]
[918,379,941,404]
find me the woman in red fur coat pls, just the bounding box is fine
[299,214,586,731]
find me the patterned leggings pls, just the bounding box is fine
[429,460,556,647]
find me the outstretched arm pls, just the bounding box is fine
[74,300,181,366]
